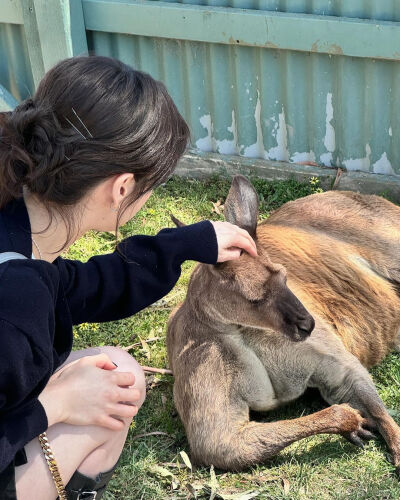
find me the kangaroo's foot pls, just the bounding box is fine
[314,354,400,477]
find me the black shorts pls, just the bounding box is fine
[0,449,27,500]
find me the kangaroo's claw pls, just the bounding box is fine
[344,431,365,448]
[357,428,377,441]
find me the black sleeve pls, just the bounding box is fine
[58,220,218,325]
[0,320,49,473]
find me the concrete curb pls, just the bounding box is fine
[177,150,400,202]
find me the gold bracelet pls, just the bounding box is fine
[38,432,67,500]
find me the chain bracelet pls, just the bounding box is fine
[38,432,67,500]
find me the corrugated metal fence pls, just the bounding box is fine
[2,0,400,188]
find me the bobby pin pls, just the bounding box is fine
[71,107,93,138]
[65,117,87,140]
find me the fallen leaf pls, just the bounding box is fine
[209,464,218,500]
[211,200,224,215]
[140,337,151,360]
[179,450,193,471]
[149,465,175,479]
[121,336,160,352]
[282,478,290,495]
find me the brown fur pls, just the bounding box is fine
[167,177,400,472]
[258,223,400,366]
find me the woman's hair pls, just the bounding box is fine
[0,55,190,244]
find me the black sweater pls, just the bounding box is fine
[0,197,218,473]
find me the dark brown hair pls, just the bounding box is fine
[0,55,190,244]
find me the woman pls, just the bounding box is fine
[0,56,257,499]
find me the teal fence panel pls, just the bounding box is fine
[1,0,400,177]
[0,0,88,94]
[0,21,33,101]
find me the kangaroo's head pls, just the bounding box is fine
[188,175,315,342]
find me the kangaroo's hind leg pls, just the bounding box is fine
[173,343,371,471]
[311,346,400,474]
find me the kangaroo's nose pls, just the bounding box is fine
[296,315,315,337]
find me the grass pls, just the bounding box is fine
[67,175,400,500]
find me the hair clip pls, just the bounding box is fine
[71,107,93,138]
[65,108,93,140]
[65,116,87,140]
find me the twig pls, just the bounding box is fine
[296,161,319,167]
[332,168,344,190]
[121,337,160,351]
[132,431,172,441]
[142,366,173,375]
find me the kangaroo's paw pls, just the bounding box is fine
[333,404,375,447]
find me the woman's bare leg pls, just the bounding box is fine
[15,346,145,500]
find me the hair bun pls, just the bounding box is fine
[0,97,67,205]
[12,98,58,159]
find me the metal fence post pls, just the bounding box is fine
[21,0,88,88]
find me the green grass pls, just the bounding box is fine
[68,175,400,500]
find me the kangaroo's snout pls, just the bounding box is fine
[293,314,315,341]
[276,288,315,342]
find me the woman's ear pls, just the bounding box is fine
[111,173,135,208]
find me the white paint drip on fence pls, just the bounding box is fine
[267,107,289,162]
[196,93,318,165]
[216,110,239,155]
[195,91,393,175]
[291,151,316,163]
[196,112,240,155]
[196,114,215,152]
[243,94,267,158]
[343,144,371,172]
[320,92,336,166]
[372,152,395,175]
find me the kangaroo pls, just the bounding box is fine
[166,175,400,473]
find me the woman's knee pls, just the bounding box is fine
[97,346,146,408]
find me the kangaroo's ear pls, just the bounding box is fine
[170,214,186,227]
[224,175,259,239]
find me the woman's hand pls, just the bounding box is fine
[38,354,141,431]
[211,221,258,262]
